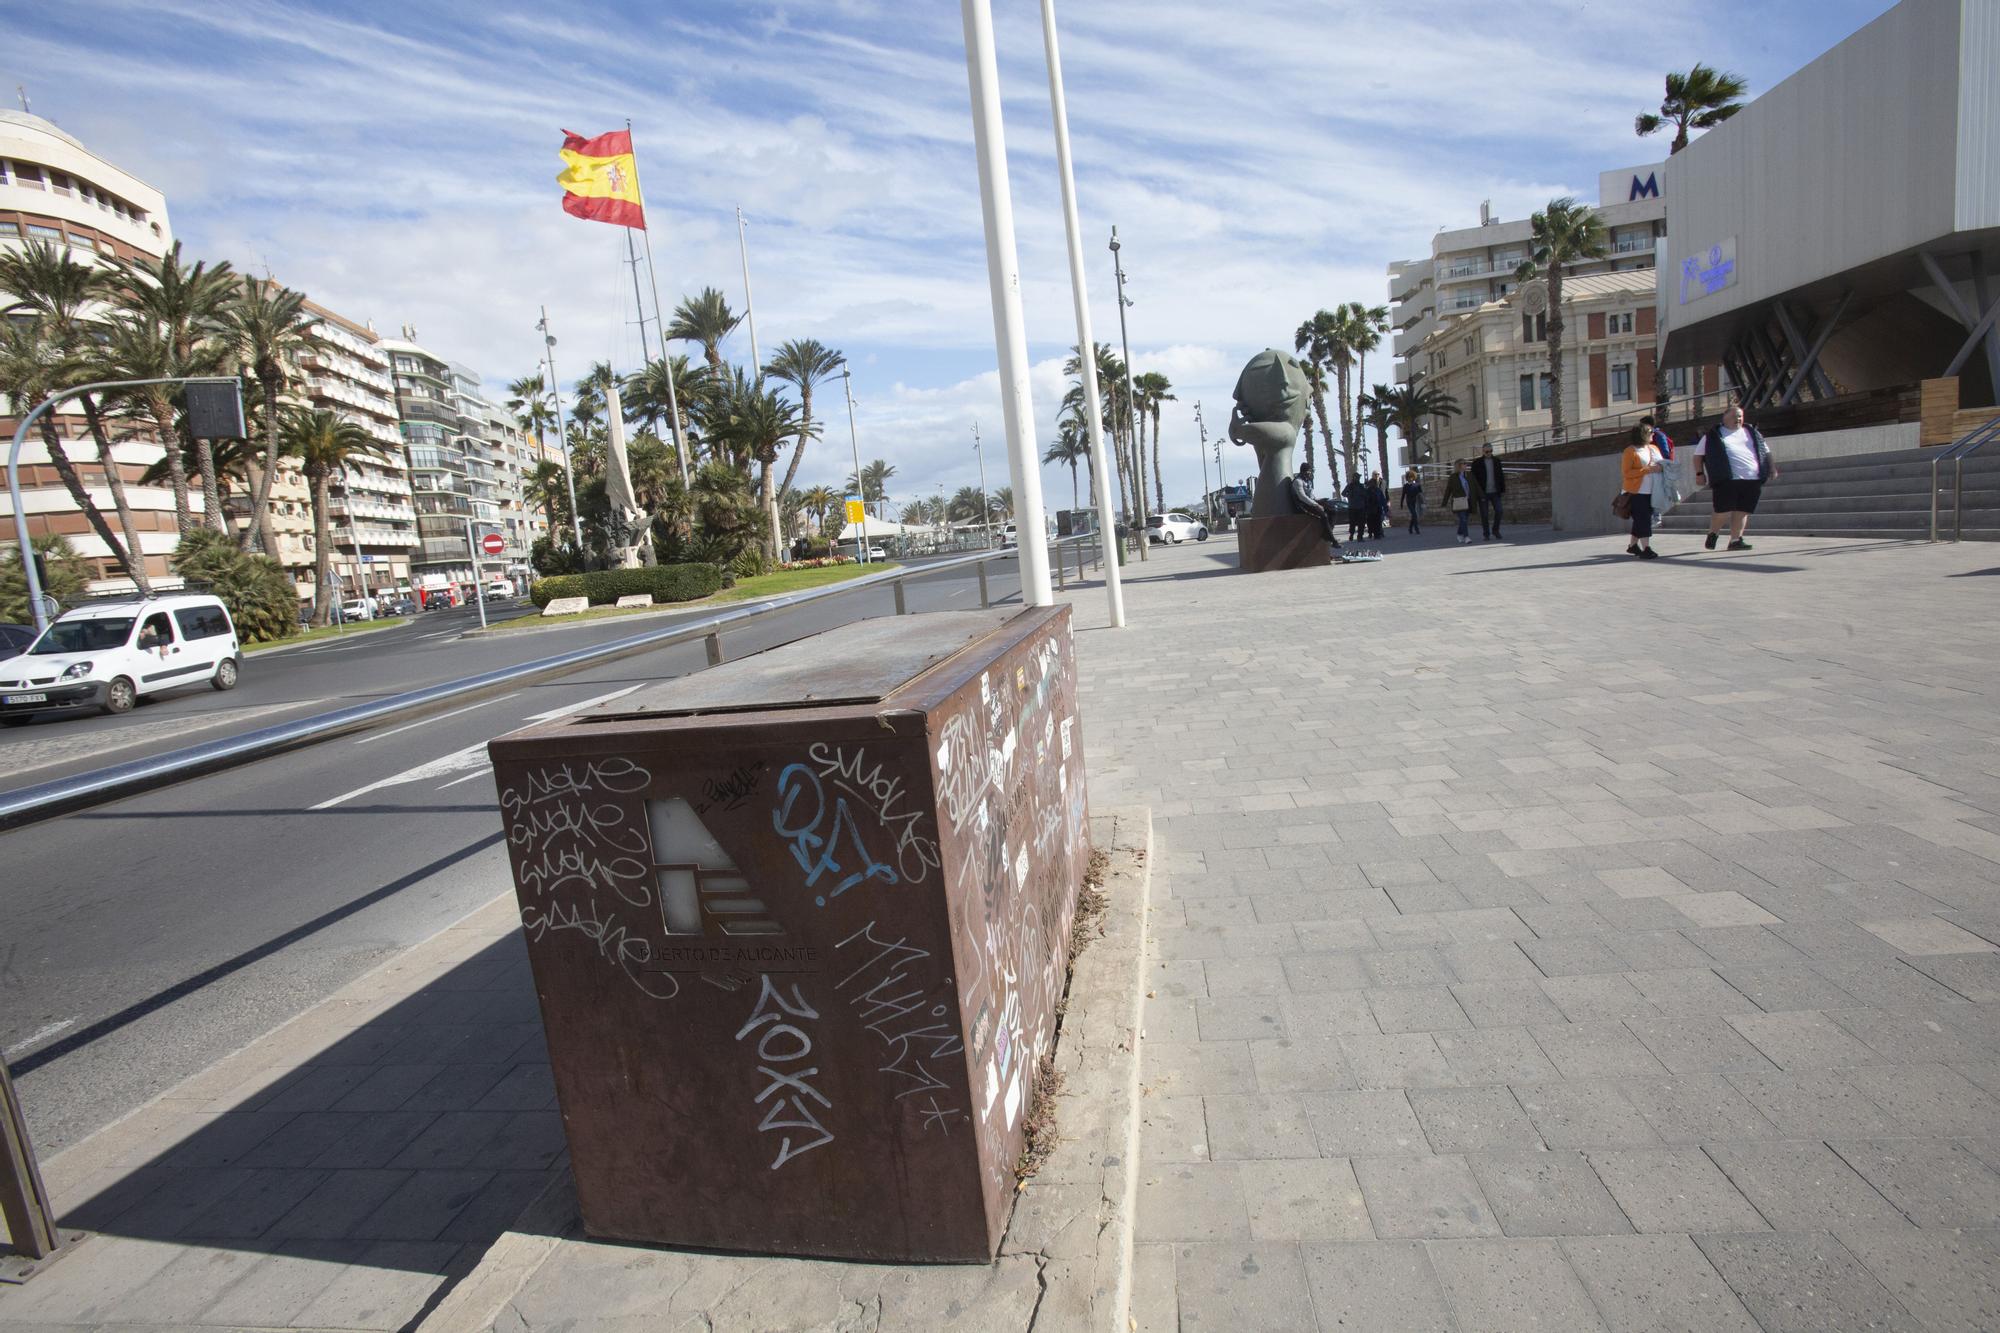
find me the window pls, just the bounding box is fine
[1519,374,1536,411]
[48,170,70,195]
[173,605,233,640]
[13,162,43,187]
[0,160,8,185]
[26,223,62,242]
[1466,384,1478,417]
[1611,364,1633,401]
[1662,367,1689,395]
[137,611,174,648]
[1462,336,1475,357]
[1520,312,1547,343]
[1609,312,1633,335]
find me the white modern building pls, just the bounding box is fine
[1659,0,1999,416]
[1388,163,1669,387]
[0,109,183,592]
[300,300,418,599]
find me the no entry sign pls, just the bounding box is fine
[480,533,506,555]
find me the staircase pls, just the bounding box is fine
[1655,440,2000,542]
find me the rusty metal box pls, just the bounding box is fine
[486,606,1088,1262]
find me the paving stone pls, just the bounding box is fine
[1826,1006,1996,1064]
[1173,1241,1316,1331]
[1194,995,1288,1042]
[1339,1032,1458,1088]
[1685,926,1807,965]
[1135,1163,1250,1243]
[1466,1149,1634,1237]
[1560,1233,1760,1332]
[1203,1094,1318,1161]
[1814,956,1970,1008]
[1620,1072,1782,1144]
[1860,916,2000,956]
[1299,1240,1455,1331]
[1351,1154,1500,1239]
[1727,1067,1899,1138]
[1513,1080,1664,1149]
[1667,891,1783,928]
[1584,1147,1770,1233]
[1623,966,1762,1015]
[355,1167,493,1241]
[1843,1062,2000,1136]
[1705,1140,1911,1231]
[1142,1041,1257,1097]
[1303,1090,1428,1157]
[1520,934,1629,977]
[1430,1026,1560,1086]
[1277,952,1369,994]
[1237,1157,1372,1241]
[1360,948,1457,988]
[1625,1015,1778,1074]
[1449,980,1566,1028]
[1441,940,1544,981]
[1248,1036,1358,1093]
[1408,1086,1541,1152]
[1600,928,1718,972]
[1532,1022,1672,1080]
[1426,1237,1607,1331]
[1908,953,2000,1002]
[263,1168,415,1240]
[197,1240,366,1326]
[1286,915,1378,948]
[1838,1226,2000,1333]
[1727,1009,1883,1070]
[1693,1231,1919,1332]
[1273,990,1378,1038]
[1141,1095,1211,1165]
[1366,986,1470,1033]
[1541,974,1661,1022]
[1712,961,1863,1012]
[1829,1139,2000,1228]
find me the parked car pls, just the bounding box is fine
[0,593,241,718]
[339,598,374,621]
[1147,511,1210,544]
[999,524,1017,548]
[866,544,887,560]
[0,623,35,660]
[388,597,419,616]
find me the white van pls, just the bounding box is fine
[0,593,242,719]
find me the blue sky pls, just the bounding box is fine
[8,0,1889,509]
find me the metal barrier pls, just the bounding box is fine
[1,1057,72,1280]
[1930,414,2000,542]
[0,537,1094,834]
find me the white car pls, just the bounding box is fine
[866,545,887,560]
[340,598,375,621]
[0,593,242,718]
[1147,511,1210,544]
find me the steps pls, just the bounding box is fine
[1655,444,2000,542]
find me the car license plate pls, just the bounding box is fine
[3,693,48,704]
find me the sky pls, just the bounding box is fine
[8,0,1891,516]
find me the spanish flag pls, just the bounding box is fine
[557,128,645,229]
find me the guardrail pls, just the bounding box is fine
[1930,414,2000,542]
[0,536,1101,834]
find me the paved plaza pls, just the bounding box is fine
[1078,526,2000,1331]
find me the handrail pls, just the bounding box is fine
[0,536,1097,832]
[1930,413,2000,542]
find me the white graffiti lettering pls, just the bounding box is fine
[836,922,966,1113]
[736,975,833,1170]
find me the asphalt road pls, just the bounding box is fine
[0,557,1039,1153]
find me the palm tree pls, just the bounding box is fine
[525,459,570,537]
[704,370,801,559]
[0,240,152,592]
[105,241,238,533]
[1042,420,1089,510]
[1372,375,1461,467]
[947,485,990,524]
[1134,371,1175,512]
[845,458,896,515]
[1346,302,1388,468]
[1515,198,1608,446]
[1063,342,1131,516]
[222,276,317,557]
[284,409,388,626]
[763,338,845,499]
[621,355,706,468]
[665,287,743,386]
[1293,311,1346,486]
[1636,65,1748,154]
[798,483,839,536]
[1358,388,1396,482]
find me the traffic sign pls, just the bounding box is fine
[845,495,866,524]
[480,533,505,555]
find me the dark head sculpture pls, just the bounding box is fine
[1228,349,1311,517]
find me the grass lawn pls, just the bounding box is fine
[482,563,893,635]
[244,617,407,653]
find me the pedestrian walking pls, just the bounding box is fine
[1473,442,1507,540]
[1366,472,1388,540]
[1620,423,1665,560]
[1342,473,1367,541]
[1442,459,1483,544]
[1401,467,1425,534]
[1692,404,1777,551]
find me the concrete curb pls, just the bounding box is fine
[454,599,720,640]
[243,618,411,657]
[417,805,1154,1333]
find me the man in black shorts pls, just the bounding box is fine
[1692,404,1776,551]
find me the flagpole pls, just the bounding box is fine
[624,118,691,490]
[539,305,586,552]
[736,205,781,559]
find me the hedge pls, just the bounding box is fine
[529,562,726,609]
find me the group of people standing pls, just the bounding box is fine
[1620,404,1776,558]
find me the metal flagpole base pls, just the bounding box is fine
[0,1230,86,1285]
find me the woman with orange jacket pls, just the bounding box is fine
[1620,424,1666,559]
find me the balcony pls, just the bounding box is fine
[1612,236,1656,254]
[1442,293,1488,312]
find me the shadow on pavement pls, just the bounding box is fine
[1448,554,1804,574]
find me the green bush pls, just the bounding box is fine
[531,535,580,576]
[529,562,725,609]
[1,534,90,623]
[171,529,299,643]
[730,548,767,580]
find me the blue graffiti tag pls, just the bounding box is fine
[773,763,899,906]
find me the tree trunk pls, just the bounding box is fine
[310,469,334,628]
[1336,363,1360,483]
[78,395,154,595]
[1151,408,1164,512]
[1546,269,1566,445]
[35,416,131,585]
[1070,462,1080,511]
[1309,385,1338,488]
[244,375,284,557]
[1375,424,1392,485]
[779,389,813,498]
[192,428,227,534]
[148,394,194,535]
[760,459,780,563]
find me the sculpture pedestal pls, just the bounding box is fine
[1237,515,1333,572]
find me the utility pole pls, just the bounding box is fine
[972,419,993,549]
[537,307,586,554]
[623,118,690,490]
[1037,0,1124,625]
[737,206,780,559]
[1109,226,1147,560]
[1195,400,1212,526]
[841,365,866,562]
[959,0,1054,605]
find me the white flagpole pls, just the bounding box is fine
[737,206,782,559]
[960,0,1053,607]
[1039,0,1124,627]
[624,118,691,490]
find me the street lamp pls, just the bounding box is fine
[537,307,586,555]
[972,419,992,549]
[841,365,867,563]
[1108,227,1147,561]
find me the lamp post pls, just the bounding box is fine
[972,419,992,548]
[841,365,866,563]
[1195,400,1212,526]
[1109,227,1147,561]
[537,307,585,555]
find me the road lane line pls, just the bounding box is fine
[436,769,490,789]
[354,692,520,746]
[4,1016,78,1059]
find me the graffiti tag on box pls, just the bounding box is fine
[501,758,678,1000]
[735,974,834,1170]
[836,921,964,1124]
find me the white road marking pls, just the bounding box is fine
[4,1016,77,1059]
[354,693,520,746]
[311,684,642,811]
[436,769,490,789]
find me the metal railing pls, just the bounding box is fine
[0,536,1099,834]
[1930,413,2000,542]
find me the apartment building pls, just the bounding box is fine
[1388,163,1669,388]
[1416,270,1730,457]
[300,302,418,599]
[0,109,182,591]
